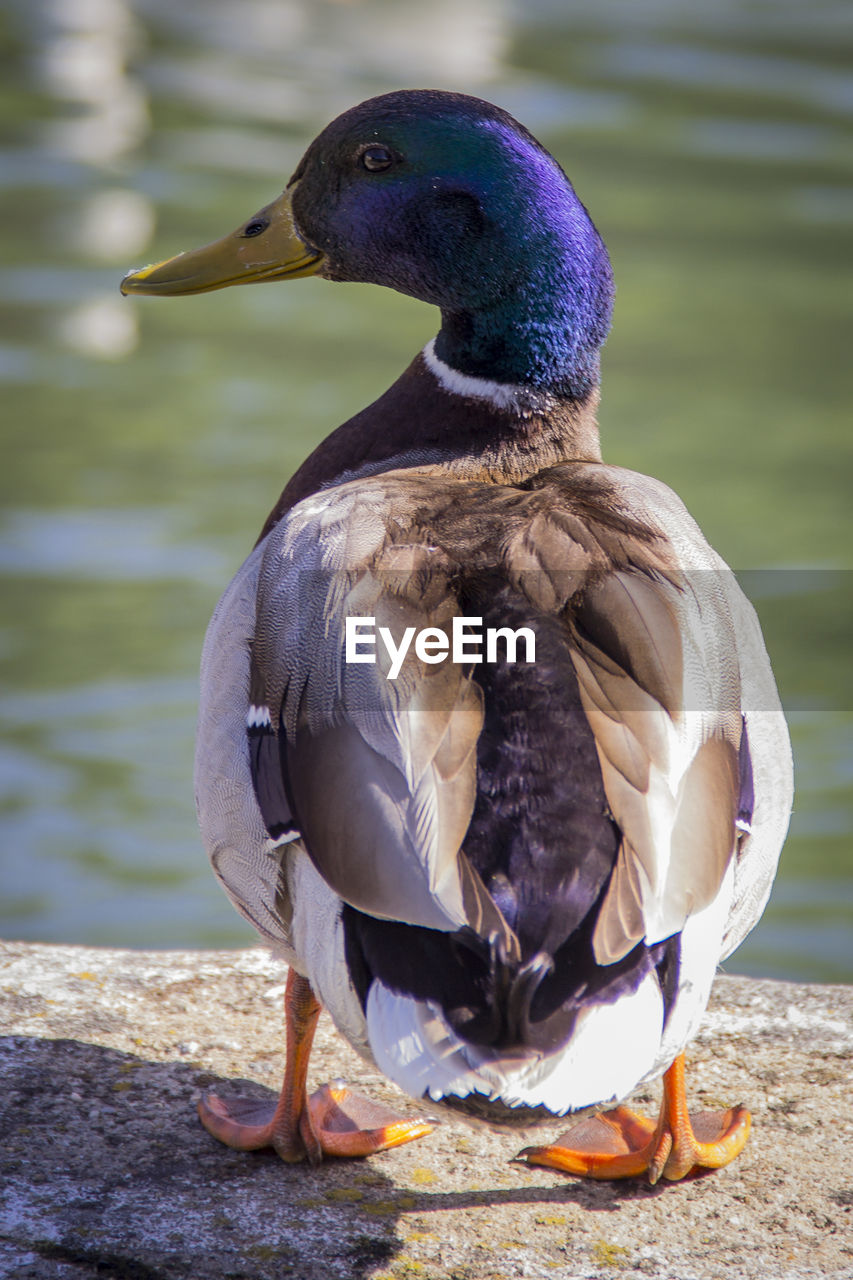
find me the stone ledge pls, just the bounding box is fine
[1,941,851,1280]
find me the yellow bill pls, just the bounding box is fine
[121,189,323,297]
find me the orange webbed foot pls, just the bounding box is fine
[198,1081,434,1164]
[198,1089,319,1162]
[198,970,436,1165]
[306,1081,435,1158]
[518,1053,751,1184]
[519,1104,659,1180]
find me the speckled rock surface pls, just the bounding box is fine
[1,942,851,1280]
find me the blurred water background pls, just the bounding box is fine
[1,0,851,981]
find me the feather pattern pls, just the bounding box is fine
[194,442,791,1114]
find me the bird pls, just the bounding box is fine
[121,89,793,1183]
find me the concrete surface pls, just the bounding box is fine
[0,941,851,1280]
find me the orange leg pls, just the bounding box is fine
[198,968,434,1164]
[519,1052,750,1184]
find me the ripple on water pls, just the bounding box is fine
[0,508,229,583]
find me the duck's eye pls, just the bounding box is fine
[360,145,394,173]
[242,218,270,238]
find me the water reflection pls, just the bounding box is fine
[65,189,155,263]
[1,0,851,979]
[139,0,509,104]
[32,0,153,358]
[37,0,149,164]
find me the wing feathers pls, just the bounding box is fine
[591,841,646,962]
[571,649,652,792]
[575,579,741,963]
[575,572,683,719]
[259,501,506,938]
[250,467,742,969]
[666,736,739,913]
[286,721,469,932]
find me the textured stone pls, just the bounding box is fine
[1,941,851,1279]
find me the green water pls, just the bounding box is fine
[1,0,851,980]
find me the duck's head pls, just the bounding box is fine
[122,90,613,400]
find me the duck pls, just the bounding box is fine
[121,89,793,1183]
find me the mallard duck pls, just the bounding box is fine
[122,89,793,1183]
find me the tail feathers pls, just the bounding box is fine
[366,971,665,1115]
[442,931,555,1048]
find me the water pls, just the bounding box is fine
[1,0,851,981]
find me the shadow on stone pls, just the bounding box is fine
[0,1036,409,1279]
[4,948,853,1279]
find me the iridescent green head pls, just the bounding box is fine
[123,90,614,400]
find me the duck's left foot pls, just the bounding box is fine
[199,1080,434,1162]
[518,1052,750,1184]
[198,968,433,1164]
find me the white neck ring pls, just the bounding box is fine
[422,338,554,415]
